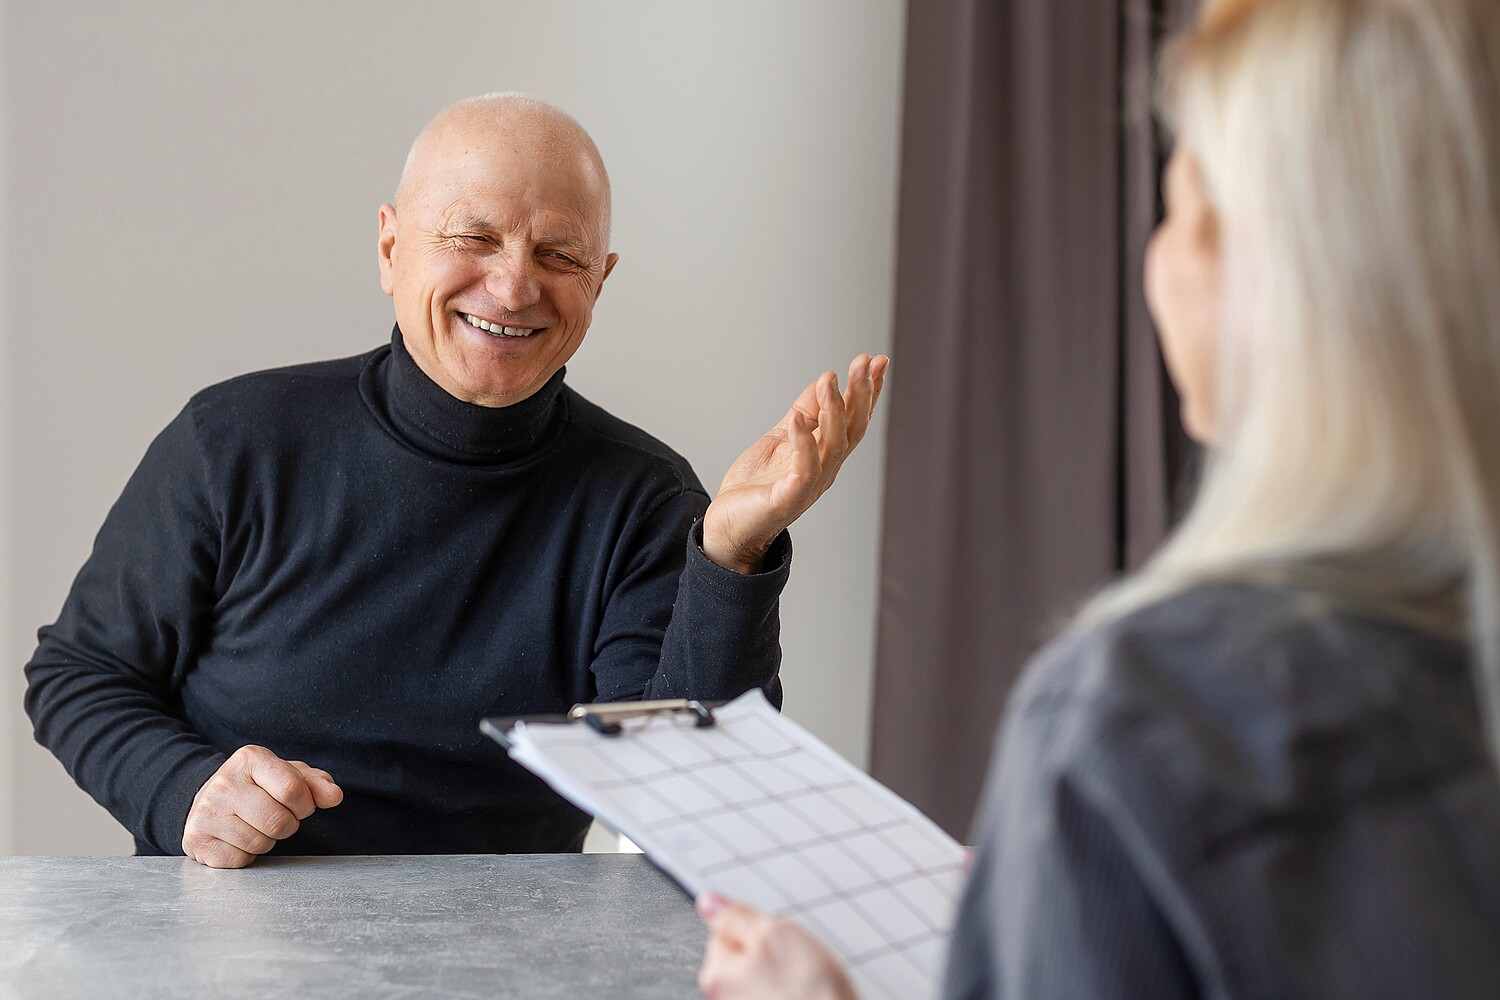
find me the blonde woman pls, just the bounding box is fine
[696,0,1500,997]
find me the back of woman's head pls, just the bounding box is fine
[1096,0,1500,749]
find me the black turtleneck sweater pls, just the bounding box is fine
[24,330,789,856]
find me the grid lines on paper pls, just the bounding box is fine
[521,704,967,1000]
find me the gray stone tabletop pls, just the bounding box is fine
[0,853,707,999]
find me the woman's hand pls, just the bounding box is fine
[697,893,860,1000]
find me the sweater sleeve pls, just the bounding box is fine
[23,402,229,854]
[588,489,788,707]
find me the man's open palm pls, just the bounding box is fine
[703,355,889,574]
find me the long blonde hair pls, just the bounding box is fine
[1087,0,1500,753]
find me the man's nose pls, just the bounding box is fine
[485,254,542,312]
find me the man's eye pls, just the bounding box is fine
[545,251,576,265]
[445,234,492,250]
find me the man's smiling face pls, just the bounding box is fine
[378,100,618,407]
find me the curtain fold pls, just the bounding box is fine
[871,0,1197,839]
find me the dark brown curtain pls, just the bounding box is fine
[871,0,1199,839]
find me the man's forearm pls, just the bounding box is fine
[24,656,226,853]
[644,522,791,706]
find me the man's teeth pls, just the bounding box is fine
[464,314,536,338]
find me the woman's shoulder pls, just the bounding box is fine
[1014,578,1470,732]
[1012,580,1316,712]
[999,580,1483,859]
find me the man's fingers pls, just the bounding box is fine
[871,354,890,392]
[842,354,875,446]
[869,355,889,418]
[844,354,870,404]
[291,761,345,810]
[310,776,344,809]
[246,753,317,819]
[840,353,890,450]
[189,838,258,870]
[210,814,279,857]
[814,371,849,468]
[779,373,824,432]
[773,411,820,512]
[232,783,304,840]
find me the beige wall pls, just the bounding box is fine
[0,1,906,854]
[0,0,13,853]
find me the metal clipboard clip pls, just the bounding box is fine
[480,699,721,749]
[568,698,718,737]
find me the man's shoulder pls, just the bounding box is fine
[559,386,706,496]
[167,347,385,467]
[187,348,379,414]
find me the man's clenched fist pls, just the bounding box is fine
[182,745,344,868]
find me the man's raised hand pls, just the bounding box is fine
[702,355,889,574]
[181,745,343,868]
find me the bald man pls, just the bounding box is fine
[24,94,887,867]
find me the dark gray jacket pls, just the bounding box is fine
[944,582,1500,999]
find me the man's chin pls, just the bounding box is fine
[450,362,562,408]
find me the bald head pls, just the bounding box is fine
[397,93,612,247]
[377,93,620,408]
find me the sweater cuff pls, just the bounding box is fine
[141,745,228,855]
[686,518,792,603]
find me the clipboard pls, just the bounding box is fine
[481,698,720,745]
[481,689,966,1000]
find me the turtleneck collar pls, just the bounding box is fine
[363,326,568,466]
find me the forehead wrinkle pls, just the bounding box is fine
[396,93,613,247]
[434,206,509,232]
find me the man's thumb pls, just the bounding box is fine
[308,773,344,809]
[291,762,345,809]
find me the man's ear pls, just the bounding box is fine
[377,203,398,297]
[595,252,620,301]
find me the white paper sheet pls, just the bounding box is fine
[499,690,967,1000]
